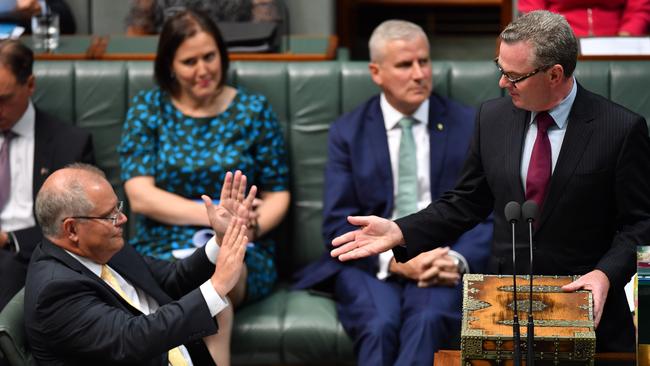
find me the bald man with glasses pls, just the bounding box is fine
[24,163,254,365]
[330,10,650,353]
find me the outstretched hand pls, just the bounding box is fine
[330,215,404,261]
[562,269,610,328]
[202,170,257,243]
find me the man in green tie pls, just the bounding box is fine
[293,20,493,366]
[24,163,253,365]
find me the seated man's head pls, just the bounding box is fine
[35,163,127,264]
[0,39,34,131]
[368,20,432,116]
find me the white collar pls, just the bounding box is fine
[380,93,430,131]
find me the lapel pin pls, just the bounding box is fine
[40,167,49,176]
[436,123,444,131]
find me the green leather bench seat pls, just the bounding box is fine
[7,60,645,365]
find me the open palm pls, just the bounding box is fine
[202,171,257,240]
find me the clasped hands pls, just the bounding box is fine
[390,247,461,287]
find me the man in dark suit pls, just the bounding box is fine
[0,39,94,311]
[330,11,650,352]
[294,20,492,366]
[25,164,253,365]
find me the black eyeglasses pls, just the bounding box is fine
[63,201,124,226]
[493,58,550,88]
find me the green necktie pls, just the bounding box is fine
[395,117,418,218]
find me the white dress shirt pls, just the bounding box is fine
[66,236,227,365]
[376,94,468,279]
[0,101,36,237]
[520,78,577,189]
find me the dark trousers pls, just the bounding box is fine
[334,266,463,366]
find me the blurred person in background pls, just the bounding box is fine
[519,0,650,36]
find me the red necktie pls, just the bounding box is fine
[525,112,554,210]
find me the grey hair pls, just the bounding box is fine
[35,163,106,237]
[368,20,429,62]
[500,10,578,77]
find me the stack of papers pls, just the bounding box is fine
[580,37,650,55]
[0,23,25,39]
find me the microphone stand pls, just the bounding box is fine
[504,202,522,366]
[522,200,539,366]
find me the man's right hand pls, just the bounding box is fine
[330,215,404,261]
[210,218,248,297]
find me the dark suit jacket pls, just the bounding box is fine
[395,84,650,351]
[24,239,218,366]
[10,109,95,262]
[294,93,493,290]
[0,109,94,310]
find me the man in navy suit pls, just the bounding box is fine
[0,39,94,312]
[294,20,492,366]
[331,11,650,352]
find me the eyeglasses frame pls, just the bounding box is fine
[493,58,552,88]
[63,201,124,226]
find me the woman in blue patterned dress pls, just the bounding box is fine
[118,9,289,366]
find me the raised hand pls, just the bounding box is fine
[330,215,404,261]
[202,171,257,242]
[210,218,248,297]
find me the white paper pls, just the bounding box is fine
[580,37,650,55]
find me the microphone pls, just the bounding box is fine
[504,201,522,366]
[522,200,539,366]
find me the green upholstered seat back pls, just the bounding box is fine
[32,60,650,274]
[0,289,33,366]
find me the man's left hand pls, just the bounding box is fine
[203,170,257,244]
[562,269,610,328]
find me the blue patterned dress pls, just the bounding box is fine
[119,87,289,303]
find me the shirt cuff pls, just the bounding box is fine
[448,250,470,274]
[376,250,394,280]
[204,236,219,265]
[199,280,229,317]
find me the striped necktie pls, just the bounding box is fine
[100,265,189,366]
[0,130,15,211]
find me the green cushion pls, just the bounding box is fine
[282,290,354,365]
[232,288,288,364]
[0,289,34,366]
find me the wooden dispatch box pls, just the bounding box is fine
[461,274,596,366]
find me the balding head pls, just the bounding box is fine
[36,163,126,264]
[35,163,107,238]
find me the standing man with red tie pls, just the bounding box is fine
[330,10,650,352]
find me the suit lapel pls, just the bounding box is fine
[427,95,449,197]
[366,99,393,209]
[506,106,528,203]
[537,85,595,230]
[32,110,54,198]
[109,245,174,305]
